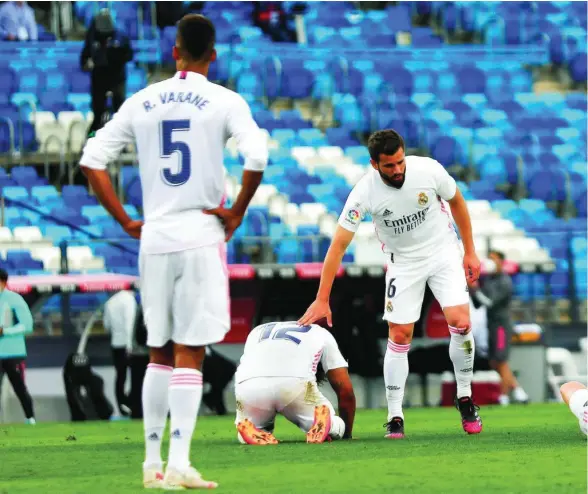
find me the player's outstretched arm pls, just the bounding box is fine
[448,188,480,282]
[298,226,355,326]
[327,367,356,439]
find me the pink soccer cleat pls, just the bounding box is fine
[456,396,483,434]
[384,417,405,439]
[306,405,332,444]
[237,419,279,445]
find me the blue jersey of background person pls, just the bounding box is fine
[0,269,33,359]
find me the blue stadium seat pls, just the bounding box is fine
[569,52,588,83]
[31,185,59,204]
[325,127,358,147]
[81,205,109,221]
[277,238,299,263]
[345,146,370,164]
[528,169,567,202]
[480,156,507,184]
[298,128,327,147]
[271,129,298,148]
[431,136,459,165]
[51,207,89,226]
[3,186,29,202]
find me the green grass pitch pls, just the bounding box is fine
[0,404,585,493]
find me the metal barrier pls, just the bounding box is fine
[0,117,16,158]
[42,134,67,182]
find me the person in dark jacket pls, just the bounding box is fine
[469,250,529,405]
[80,9,133,136]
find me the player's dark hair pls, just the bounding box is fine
[489,250,506,261]
[0,268,8,283]
[176,14,216,62]
[316,362,328,386]
[367,129,405,162]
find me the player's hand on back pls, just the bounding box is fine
[123,219,143,239]
[203,206,243,242]
[298,299,332,327]
[463,250,481,283]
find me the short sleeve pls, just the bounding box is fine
[320,330,348,373]
[80,97,135,171]
[226,93,268,172]
[338,179,370,232]
[430,159,457,201]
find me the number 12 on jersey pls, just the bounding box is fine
[258,323,312,345]
[160,119,191,186]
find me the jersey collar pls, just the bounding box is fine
[176,71,207,82]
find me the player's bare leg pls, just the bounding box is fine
[237,418,279,445]
[383,322,413,439]
[142,342,174,488]
[163,344,218,490]
[561,381,588,436]
[444,304,482,434]
[491,360,528,405]
[306,405,333,444]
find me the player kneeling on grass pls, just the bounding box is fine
[560,381,588,437]
[234,322,355,445]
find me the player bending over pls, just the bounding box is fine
[300,129,483,438]
[560,381,588,436]
[80,14,267,489]
[234,322,356,445]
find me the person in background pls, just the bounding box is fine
[469,250,529,406]
[202,346,236,416]
[0,1,37,41]
[156,2,185,29]
[103,289,137,417]
[80,8,133,136]
[252,2,296,42]
[0,269,35,424]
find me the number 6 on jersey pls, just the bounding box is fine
[160,119,191,186]
[387,278,397,298]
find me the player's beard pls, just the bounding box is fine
[379,170,405,189]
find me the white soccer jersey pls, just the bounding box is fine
[81,71,268,254]
[235,322,348,384]
[339,156,459,260]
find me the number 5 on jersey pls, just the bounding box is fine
[160,119,191,186]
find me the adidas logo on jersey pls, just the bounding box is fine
[383,209,393,217]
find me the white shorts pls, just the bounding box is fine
[383,243,469,324]
[139,243,230,347]
[234,377,336,434]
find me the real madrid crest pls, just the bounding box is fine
[418,192,428,206]
[386,300,393,312]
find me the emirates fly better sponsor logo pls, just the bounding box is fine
[383,206,431,234]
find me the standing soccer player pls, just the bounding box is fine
[299,129,482,438]
[80,15,268,489]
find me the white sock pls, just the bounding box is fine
[384,340,410,421]
[142,363,173,470]
[449,327,475,399]
[167,368,203,471]
[329,415,346,440]
[513,386,529,402]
